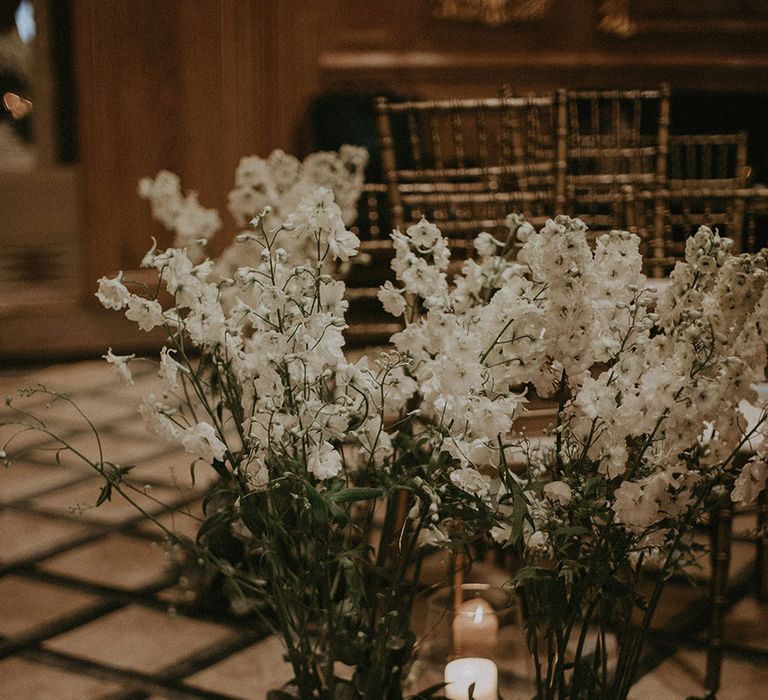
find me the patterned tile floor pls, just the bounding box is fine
[1,359,768,699]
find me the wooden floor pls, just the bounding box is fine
[1,359,768,699]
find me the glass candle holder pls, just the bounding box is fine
[407,583,535,698]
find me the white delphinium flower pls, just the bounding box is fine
[327,223,360,262]
[417,525,450,548]
[172,191,221,252]
[318,278,348,316]
[597,441,629,479]
[389,222,450,300]
[475,277,548,392]
[228,186,273,228]
[125,295,165,332]
[400,256,447,299]
[184,298,227,348]
[612,480,660,534]
[103,348,135,385]
[301,397,350,442]
[450,467,491,497]
[407,218,442,250]
[307,441,343,480]
[138,394,180,441]
[590,230,646,362]
[611,468,698,536]
[337,357,378,397]
[543,481,572,506]
[473,231,502,258]
[520,216,598,389]
[138,170,182,228]
[252,366,284,409]
[95,272,131,310]
[462,396,523,444]
[158,347,184,390]
[378,280,406,317]
[506,212,536,243]
[379,366,418,415]
[182,422,227,463]
[286,187,342,238]
[301,148,368,225]
[732,459,768,505]
[138,171,220,260]
[235,155,274,190]
[267,149,301,190]
[525,530,553,560]
[241,455,269,491]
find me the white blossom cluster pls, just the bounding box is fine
[96,190,401,491]
[138,146,368,266]
[138,171,222,262]
[377,215,768,555]
[227,146,368,228]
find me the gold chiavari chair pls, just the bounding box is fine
[662,132,751,261]
[627,185,751,277]
[375,92,567,258]
[625,134,751,276]
[565,85,670,269]
[668,132,749,191]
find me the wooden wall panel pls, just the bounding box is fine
[72,0,276,289]
[316,0,768,95]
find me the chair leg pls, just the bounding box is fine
[706,495,733,693]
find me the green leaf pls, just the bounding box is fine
[305,481,330,526]
[239,489,268,536]
[95,483,112,506]
[195,508,233,545]
[327,487,384,503]
[513,565,551,583]
[553,525,589,538]
[209,457,230,480]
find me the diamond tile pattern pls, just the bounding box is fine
[0,656,122,699]
[44,605,235,673]
[1,358,768,699]
[38,533,171,590]
[0,576,98,637]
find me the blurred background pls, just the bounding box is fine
[2,0,768,360]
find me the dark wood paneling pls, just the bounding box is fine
[73,0,275,288]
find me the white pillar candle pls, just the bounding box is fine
[444,657,498,700]
[452,598,499,656]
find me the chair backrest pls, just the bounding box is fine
[564,85,670,271]
[375,93,567,255]
[668,133,749,190]
[568,183,638,243]
[627,186,751,277]
[565,85,670,190]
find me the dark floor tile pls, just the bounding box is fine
[44,605,235,674]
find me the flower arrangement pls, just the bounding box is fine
[4,170,768,698]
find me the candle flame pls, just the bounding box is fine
[473,604,484,624]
